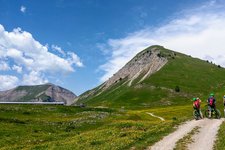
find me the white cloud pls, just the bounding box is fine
[51,45,83,67]
[0,75,19,91]
[0,61,10,71]
[99,1,225,82]
[0,25,82,73]
[22,71,48,85]
[51,44,66,56]
[20,5,26,13]
[6,48,34,67]
[67,52,84,67]
[12,65,22,73]
[0,24,83,90]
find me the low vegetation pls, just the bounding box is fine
[214,121,225,150]
[0,104,193,150]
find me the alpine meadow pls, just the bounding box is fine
[1,45,225,149]
[2,1,225,149]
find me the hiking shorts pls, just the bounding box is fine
[193,107,200,110]
[208,105,215,111]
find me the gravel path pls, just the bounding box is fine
[187,119,223,150]
[147,118,224,150]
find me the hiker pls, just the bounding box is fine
[207,93,216,118]
[223,95,225,107]
[193,97,203,119]
[223,95,225,117]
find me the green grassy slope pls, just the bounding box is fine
[77,46,225,110]
[15,84,51,102]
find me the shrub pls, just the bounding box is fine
[172,117,177,120]
[157,53,162,57]
[175,86,180,92]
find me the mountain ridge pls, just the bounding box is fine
[75,45,225,108]
[0,83,77,105]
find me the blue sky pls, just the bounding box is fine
[0,0,225,95]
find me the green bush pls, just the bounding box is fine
[175,86,180,92]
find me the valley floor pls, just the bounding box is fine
[0,104,224,150]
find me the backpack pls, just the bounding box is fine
[194,100,200,108]
[209,98,214,106]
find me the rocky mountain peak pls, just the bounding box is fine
[75,46,170,102]
[101,46,168,90]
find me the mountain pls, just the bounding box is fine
[0,83,77,105]
[75,45,225,108]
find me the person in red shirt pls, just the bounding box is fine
[223,95,225,117]
[193,97,203,119]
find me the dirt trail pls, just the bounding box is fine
[187,119,223,150]
[148,118,224,150]
[146,112,165,121]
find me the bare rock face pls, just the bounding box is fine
[0,89,27,102]
[0,83,77,105]
[102,47,168,90]
[45,84,77,105]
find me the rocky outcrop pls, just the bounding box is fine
[0,83,77,105]
[101,47,168,90]
[45,84,77,105]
